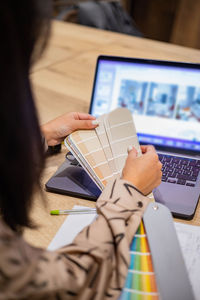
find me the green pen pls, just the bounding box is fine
[50,208,97,215]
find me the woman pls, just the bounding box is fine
[0,1,162,299]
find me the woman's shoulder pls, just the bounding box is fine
[0,218,16,242]
[0,219,43,273]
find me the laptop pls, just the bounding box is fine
[46,55,200,219]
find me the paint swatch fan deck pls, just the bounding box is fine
[65,108,141,190]
[64,108,193,300]
[65,108,157,299]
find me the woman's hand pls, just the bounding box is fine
[41,112,98,146]
[122,145,162,195]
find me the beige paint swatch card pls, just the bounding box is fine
[65,130,113,189]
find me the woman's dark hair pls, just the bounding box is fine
[0,1,52,232]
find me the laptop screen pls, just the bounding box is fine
[89,56,200,153]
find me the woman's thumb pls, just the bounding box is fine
[127,146,138,158]
[72,119,99,131]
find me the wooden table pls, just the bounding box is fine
[25,20,200,249]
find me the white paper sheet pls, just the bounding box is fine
[174,222,200,300]
[48,206,200,300]
[48,206,97,251]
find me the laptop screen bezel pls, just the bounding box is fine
[89,55,200,156]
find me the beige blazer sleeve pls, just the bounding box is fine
[0,178,150,300]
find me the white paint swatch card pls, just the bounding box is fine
[105,108,141,173]
[95,114,117,177]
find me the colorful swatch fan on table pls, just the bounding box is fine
[119,221,159,299]
[65,108,158,299]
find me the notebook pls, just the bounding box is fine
[88,56,200,219]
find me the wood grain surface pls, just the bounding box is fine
[24,20,200,249]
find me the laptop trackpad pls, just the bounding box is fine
[153,182,200,219]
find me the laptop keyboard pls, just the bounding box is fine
[68,153,200,187]
[158,154,200,187]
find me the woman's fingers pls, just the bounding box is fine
[122,144,162,195]
[140,145,155,153]
[74,112,96,120]
[71,119,98,131]
[127,146,138,156]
